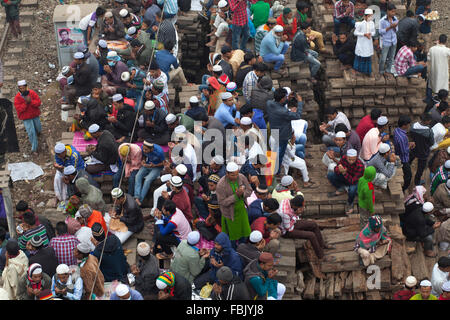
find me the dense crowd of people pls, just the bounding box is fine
[0,0,449,300]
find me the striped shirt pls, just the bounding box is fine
[49,234,80,266]
[254,24,270,54]
[18,224,49,250]
[334,0,354,19]
[243,70,259,101]
[157,0,178,15]
[395,45,416,76]
[278,198,299,235]
[393,127,410,163]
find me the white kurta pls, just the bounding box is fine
[283,143,309,182]
[354,20,376,58]
[428,44,450,93]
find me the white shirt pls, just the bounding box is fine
[145,71,169,94]
[354,20,376,57]
[431,122,447,150]
[171,143,198,181]
[431,263,449,296]
[327,112,351,139]
[79,12,97,31]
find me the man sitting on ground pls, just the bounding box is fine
[367,143,401,189]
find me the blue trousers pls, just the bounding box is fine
[134,166,163,202]
[294,122,308,159]
[403,65,426,78]
[113,167,138,197]
[263,43,289,71]
[231,23,250,50]
[379,43,396,74]
[327,171,357,205]
[277,139,289,174]
[23,117,42,152]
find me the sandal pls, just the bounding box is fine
[303,181,318,188]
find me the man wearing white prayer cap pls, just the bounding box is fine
[212,64,223,73]
[215,90,240,129]
[392,275,418,300]
[360,114,390,161]
[410,279,438,300]
[441,281,450,300]
[170,230,210,284]
[15,79,42,154]
[216,161,252,242]
[235,230,265,267]
[271,173,305,203]
[107,92,136,141]
[52,264,83,300]
[326,148,364,214]
[430,256,450,297]
[367,142,400,189]
[259,24,289,73]
[111,283,144,300]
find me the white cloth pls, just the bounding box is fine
[291,119,307,140]
[282,143,309,182]
[327,112,351,139]
[75,226,96,252]
[152,183,168,211]
[145,71,169,94]
[322,152,339,172]
[171,143,198,181]
[354,20,376,57]
[431,263,449,296]
[79,12,96,30]
[54,170,68,202]
[428,44,450,93]
[431,122,447,150]
[104,213,134,244]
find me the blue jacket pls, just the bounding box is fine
[92,234,129,282]
[209,232,244,282]
[247,199,264,225]
[259,32,285,57]
[55,145,85,170]
[266,100,303,141]
[142,144,165,165]
[155,49,178,81]
[291,30,309,62]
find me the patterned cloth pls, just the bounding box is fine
[334,155,365,185]
[278,198,298,235]
[393,127,410,163]
[18,224,49,250]
[49,234,80,266]
[243,70,259,101]
[354,215,390,253]
[395,45,416,76]
[334,0,354,19]
[353,55,372,74]
[229,0,257,26]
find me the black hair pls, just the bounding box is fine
[300,22,311,30]
[93,82,102,89]
[149,60,159,70]
[244,51,255,64]
[290,194,304,208]
[23,211,36,226]
[142,19,152,27]
[56,221,68,235]
[116,87,127,96]
[438,89,449,99]
[164,40,175,52]
[244,135,250,147]
[398,114,411,127]
[59,29,69,36]
[387,3,396,11]
[335,123,349,134]
[163,200,177,215]
[439,34,448,44]
[324,106,337,115]
[239,103,253,115]
[198,112,209,122]
[15,200,28,212]
[408,40,419,48]
[438,102,449,113]
[274,87,287,102]
[253,62,267,72]
[370,108,382,120]
[6,240,19,256]
[296,1,309,12]
[442,115,450,125]
[437,256,450,268]
[263,198,280,211]
[267,213,282,225]
[96,6,106,16]
[420,113,432,123]
[406,10,414,17]
[0,227,6,242]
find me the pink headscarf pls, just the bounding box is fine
[404,186,426,207]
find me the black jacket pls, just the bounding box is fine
[266,99,303,141]
[29,247,59,278]
[401,206,435,240]
[410,123,434,159]
[135,254,160,297]
[142,108,169,135]
[116,193,144,233]
[93,234,130,282]
[112,104,136,138]
[237,242,261,268]
[291,30,309,62]
[73,62,93,96]
[250,86,273,115]
[235,63,253,88]
[211,274,251,300]
[219,60,234,82]
[91,130,119,165]
[333,37,356,62]
[168,271,192,300]
[81,99,108,130]
[397,17,419,43]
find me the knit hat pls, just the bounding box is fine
[422,202,434,213]
[76,242,92,254]
[208,174,220,184]
[226,82,237,92]
[144,100,155,110]
[175,164,188,176]
[91,222,105,242]
[115,284,130,297]
[165,113,177,124]
[17,80,27,86]
[216,266,233,282]
[218,73,230,85]
[170,176,183,188]
[30,235,44,248]
[88,124,100,134]
[364,8,374,15]
[119,8,129,17]
[112,93,123,102]
[63,165,76,175]
[161,174,172,183]
[368,215,383,230]
[335,131,346,138]
[281,175,294,187]
[121,71,131,82]
[56,264,70,275]
[78,204,93,218]
[153,79,165,91]
[189,96,199,104]
[249,230,263,243]
[405,276,417,288]
[127,26,137,35]
[226,162,239,172]
[212,65,223,73]
[28,263,43,277]
[273,25,284,33]
[259,252,274,264]
[218,0,228,8]
[283,7,292,14]
[259,76,273,90]
[420,280,432,287]
[111,187,124,199]
[61,66,71,76]
[54,142,66,154]
[137,242,151,257]
[74,52,84,59]
[156,272,175,289]
[174,125,187,134]
[240,117,252,126]
[107,51,119,59]
[119,144,130,157]
[187,231,200,245]
[98,39,108,48]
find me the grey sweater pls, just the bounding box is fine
[366,152,396,178]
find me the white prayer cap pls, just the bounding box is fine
[119,8,129,17]
[187,231,201,245]
[17,80,27,86]
[170,176,183,188]
[240,117,252,126]
[378,143,391,154]
[137,242,151,257]
[377,116,388,126]
[75,211,82,219]
[189,96,199,103]
[32,267,43,275]
[54,142,66,154]
[77,242,92,254]
[226,162,239,172]
[212,65,222,72]
[281,175,294,187]
[161,174,172,183]
[121,71,131,82]
[445,160,450,169]
[249,230,263,243]
[74,52,84,59]
[127,26,137,35]
[165,113,177,124]
[104,11,113,18]
[174,125,187,134]
[62,66,71,75]
[107,51,118,59]
[115,284,130,297]
[212,155,224,165]
[111,187,124,198]
[335,131,346,138]
[284,87,291,96]
[405,276,417,288]
[420,280,432,287]
[218,0,228,7]
[347,149,357,157]
[364,8,374,15]
[112,93,123,102]
[176,164,188,176]
[63,165,76,175]
[144,100,155,110]
[156,279,168,290]
[273,25,284,32]
[88,123,100,134]
[221,92,233,100]
[422,202,434,213]
[56,264,70,274]
[98,39,108,48]
[442,281,450,292]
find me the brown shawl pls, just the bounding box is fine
[80,255,105,299]
[216,173,252,220]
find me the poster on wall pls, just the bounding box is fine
[57,27,84,48]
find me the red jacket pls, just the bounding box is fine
[276,15,297,41]
[251,217,271,243]
[171,189,193,223]
[355,115,375,144]
[14,89,41,120]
